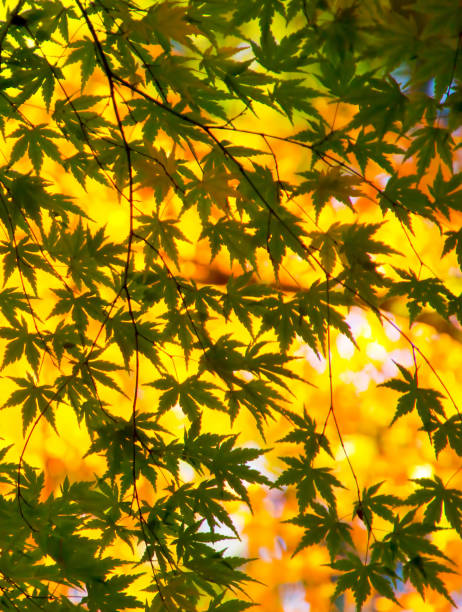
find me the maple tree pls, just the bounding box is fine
[0,0,461,610]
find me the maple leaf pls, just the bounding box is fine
[277,457,344,510]
[404,126,454,178]
[354,481,401,529]
[403,555,456,606]
[331,553,399,611]
[0,316,44,372]
[3,374,55,432]
[135,143,180,201]
[297,167,363,219]
[380,363,446,428]
[144,1,201,49]
[288,501,353,559]
[433,415,462,457]
[407,476,462,536]
[387,268,452,323]
[148,374,225,419]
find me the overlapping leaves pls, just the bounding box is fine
[0,0,460,610]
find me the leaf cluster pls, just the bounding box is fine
[0,0,460,610]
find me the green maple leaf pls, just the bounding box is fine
[407,476,462,536]
[0,316,44,372]
[149,374,225,419]
[331,553,399,611]
[65,38,97,88]
[403,555,456,606]
[223,273,273,333]
[442,227,462,269]
[205,593,254,610]
[371,509,449,569]
[0,237,50,293]
[9,124,61,174]
[432,415,462,457]
[354,481,401,529]
[346,128,403,174]
[277,457,344,510]
[430,167,462,218]
[297,167,363,219]
[404,126,454,179]
[380,363,445,428]
[387,268,452,323]
[0,287,30,324]
[136,213,190,267]
[3,374,55,432]
[251,28,306,72]
[289,501,353,559]
[278,408,333,461]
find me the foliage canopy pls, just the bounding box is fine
[0,0,461,610]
